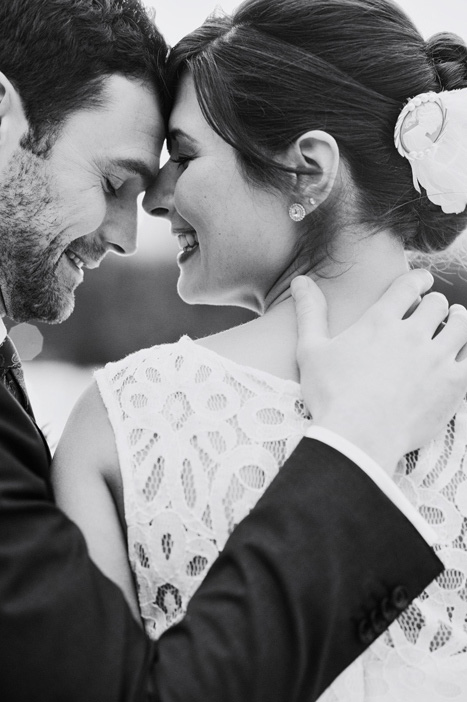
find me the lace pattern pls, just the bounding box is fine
[95,336,467,700]
[95,336,310,637]
[320,409,467,701]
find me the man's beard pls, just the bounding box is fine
[0,147,86,324]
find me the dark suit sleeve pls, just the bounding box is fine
[0,385,443,702]
[0,387,149,702]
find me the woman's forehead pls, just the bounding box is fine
[169,74,198,126]
[168,74,214,144]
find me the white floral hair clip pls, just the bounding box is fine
[394,88,467,214]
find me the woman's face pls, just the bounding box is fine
[143,74,300,312]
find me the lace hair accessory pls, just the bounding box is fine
[394,88,467,214]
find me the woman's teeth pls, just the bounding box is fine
[178,232,199,251]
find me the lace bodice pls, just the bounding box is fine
[95,336,467,701]
[95,337,311,633]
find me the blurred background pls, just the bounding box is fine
[10,0,467,448]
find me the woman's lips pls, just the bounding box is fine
[174,229,199,252]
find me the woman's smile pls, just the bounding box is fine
[173,227,200,263]
[174,228,199,251]
[145,74,298,312]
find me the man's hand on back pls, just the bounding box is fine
[292,269,467,474]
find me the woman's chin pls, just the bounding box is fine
[176,276,227,307]
[176,280,257,312]
[176,277,205,306]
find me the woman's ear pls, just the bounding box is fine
[284,130,340,214]
[0,72,29,169]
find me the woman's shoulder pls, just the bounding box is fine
[195,315,301,387]
[96,337,189,376]
[93,332,304,452]
[94,333,298,391]
[94,336,228,392]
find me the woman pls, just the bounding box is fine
[52,0,467,698]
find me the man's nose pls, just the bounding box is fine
[103,201,138,256]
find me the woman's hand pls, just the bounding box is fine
[292,269,467,475]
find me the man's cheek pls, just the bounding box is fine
[64,192,107,241]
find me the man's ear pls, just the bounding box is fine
[284,130,340,214]
[0,72,28,165]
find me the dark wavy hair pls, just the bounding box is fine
[0,0,168,154]
[167,0,467,267]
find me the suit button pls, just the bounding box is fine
[358,618,376,645]
[391,585,409,611]
[370,608,387,634]
[381,597,397,622]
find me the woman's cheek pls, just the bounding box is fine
[174,186,201,225]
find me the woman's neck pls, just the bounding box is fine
[267,229,409,336]
[314,232,409,337]
[197,230,409,383]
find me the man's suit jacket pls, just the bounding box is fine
[0,381,442,702]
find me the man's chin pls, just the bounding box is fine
[41,301,75,325]
[5,290,75,325]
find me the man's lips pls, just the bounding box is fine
[64,247,103,270]
[65,249,85,270]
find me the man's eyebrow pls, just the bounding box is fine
[108,157,159,182]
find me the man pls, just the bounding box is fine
[0,1,165,324]
[0,2,465,701]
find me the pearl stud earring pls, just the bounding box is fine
[309,197,316,206]
[288,203,306,222]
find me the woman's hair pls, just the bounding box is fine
[167,0,467,266]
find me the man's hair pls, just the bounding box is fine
[0,0,168,153]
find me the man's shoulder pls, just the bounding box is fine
[0,378,29,418]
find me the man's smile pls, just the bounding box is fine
[65,248,86,270]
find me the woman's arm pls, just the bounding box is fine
[51,382,141,621]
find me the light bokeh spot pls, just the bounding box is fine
[10,323,44,361]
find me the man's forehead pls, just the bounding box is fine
[91,74,165,143]
[52,74,166,184]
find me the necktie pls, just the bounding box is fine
[0,335,34,418]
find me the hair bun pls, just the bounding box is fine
[426,32,467,89]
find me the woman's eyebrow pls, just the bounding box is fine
[168,128,198,145]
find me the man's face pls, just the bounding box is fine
[0,74,164,323]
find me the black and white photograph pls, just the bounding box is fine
[1,1,467,700]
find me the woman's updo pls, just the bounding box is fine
[167,0,467,264]
[427,33,467,90]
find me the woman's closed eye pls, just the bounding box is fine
[170,154,194,169]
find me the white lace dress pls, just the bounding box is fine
[95,336,467,702]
